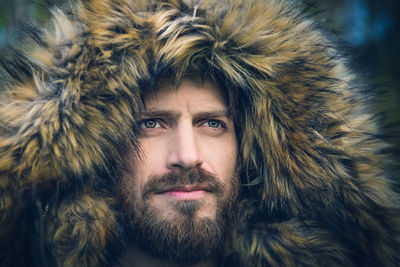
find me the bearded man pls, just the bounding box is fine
[117,77,240,266]
[0,0,399,266]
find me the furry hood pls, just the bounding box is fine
[1,0,399,266]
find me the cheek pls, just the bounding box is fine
[120,165,147,218]
[119,168,139,215]
[121,149,151,209]
[136,139,169,177]
[203,136,237,182]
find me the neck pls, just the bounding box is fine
[117,244,217,267]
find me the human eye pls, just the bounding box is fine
[203,120,224,129]
[138,119,166,137]
[139,118,166,137]
[141,119,160,129]
[199,119,228,137]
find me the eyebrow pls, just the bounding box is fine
[193,110,232,119]
[141,110,179,119]
[141,109,232,120]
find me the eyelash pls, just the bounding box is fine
[203,119,225,129]
[140,119,161,129]
[139,119,225,129]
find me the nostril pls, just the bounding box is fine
[169,163,186,172]
[168,156,203,172]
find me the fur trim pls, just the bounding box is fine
[1,0,399,266]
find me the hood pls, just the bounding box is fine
[1,0,399,266]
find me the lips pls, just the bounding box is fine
[159,184,211,193]
[157,185,211,200]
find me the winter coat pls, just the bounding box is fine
[1,0,399,266]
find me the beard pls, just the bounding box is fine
[118,167,239,264]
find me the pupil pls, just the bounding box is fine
[145,120,156,128]
[209,121,219,128]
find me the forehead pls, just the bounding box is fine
[144,77,228,110]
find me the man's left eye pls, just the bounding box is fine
[204,120,223,128]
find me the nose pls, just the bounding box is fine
[167,122,203,171]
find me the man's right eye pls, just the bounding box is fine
[141,119,160,129]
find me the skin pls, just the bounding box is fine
[118,77,238,266]
[133,77,237,222]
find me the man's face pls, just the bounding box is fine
[120,77,239,263]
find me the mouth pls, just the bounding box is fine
[156,185,211,200]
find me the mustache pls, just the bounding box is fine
[142,168,225,200]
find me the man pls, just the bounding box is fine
[117,77,239,266]
[0,0,399,266]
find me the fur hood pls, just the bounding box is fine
[1,0,399,266]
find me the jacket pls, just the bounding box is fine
[1,0,399,266]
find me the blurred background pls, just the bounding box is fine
[0,0,399,172]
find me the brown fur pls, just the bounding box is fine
[1,0,399,266]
